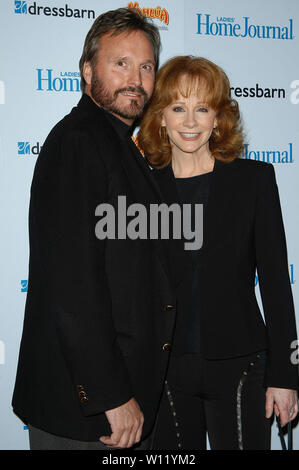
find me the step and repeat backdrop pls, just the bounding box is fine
[0,0,298,450]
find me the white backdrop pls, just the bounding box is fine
[0,0,298,450]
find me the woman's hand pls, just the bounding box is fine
[265,387,298,427]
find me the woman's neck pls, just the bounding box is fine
[172,151,215,178]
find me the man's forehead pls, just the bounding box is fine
[98,30,154,59]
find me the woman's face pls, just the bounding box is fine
[161,91,218,159]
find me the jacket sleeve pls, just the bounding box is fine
[254,163,299,390]
[32,128,133,416]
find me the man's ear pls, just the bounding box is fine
[83,62,92,86]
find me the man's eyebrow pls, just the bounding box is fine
[110,55,128,61]
[110,56,155,65]
[141,59,155,65]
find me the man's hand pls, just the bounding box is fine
[99,397,144,449]
[265,387,298,427]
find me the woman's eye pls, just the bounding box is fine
[198,107,208,112]
[172,106,184,112]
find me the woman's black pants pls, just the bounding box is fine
[152,351,271,450]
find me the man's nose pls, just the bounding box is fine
[127,66,142,87]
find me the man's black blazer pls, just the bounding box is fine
[12,94,177,442]
[153,157,299,390]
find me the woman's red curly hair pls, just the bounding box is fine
[138,56,245,168]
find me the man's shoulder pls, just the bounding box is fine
[47,99,108,143]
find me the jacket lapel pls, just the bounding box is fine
[76,95,173,285]
[204,158,239,255]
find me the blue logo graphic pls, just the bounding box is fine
[15,1,27,14]
[196,14,294,40]
[21,280,28,292]
[255,264,295,286]
[36,69,80,92]
[244,143,293,164]
[14,1,95,19]
[18,142,30,155]
[18,141,42,155]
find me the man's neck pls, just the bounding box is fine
[84,90,134,126]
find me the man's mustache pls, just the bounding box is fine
[114,86,148,99]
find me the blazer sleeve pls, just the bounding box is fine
[254,163,299,390]
[32,127,133,416]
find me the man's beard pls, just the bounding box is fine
[90,75,149,121]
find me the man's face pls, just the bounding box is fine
[83,30,155,125]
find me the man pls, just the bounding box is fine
[12,8,176,450]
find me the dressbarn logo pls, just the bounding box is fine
[36,69,81,92]
[21,280,28,292]
[231,84,286,99]
[196,14,294,40]
[14,1,95,19]
[244,143,294,164]
[290,80,299,104]
[18,141,42,155]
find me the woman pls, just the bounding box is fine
[138,56,299,450]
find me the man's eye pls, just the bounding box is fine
[142,64,153,71]
[117,60,126,66]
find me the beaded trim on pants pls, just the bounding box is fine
[236,354,260,450]
[164,380,183,449]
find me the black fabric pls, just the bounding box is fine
[12,93,176,442]
[152,159,299,390]
[173,171,212,354]
[152,351,271,450]
[28,424,154,450]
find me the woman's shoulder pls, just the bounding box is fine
[228,157,274,177]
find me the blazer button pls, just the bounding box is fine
[164,305,174,311]
[162,343,171,351]
[78,387,88,403]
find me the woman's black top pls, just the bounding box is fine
[172,171,213,355]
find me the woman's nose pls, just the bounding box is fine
[183,111,197,128]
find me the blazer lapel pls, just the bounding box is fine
[204,158,239,255]
[78,96,174,289]
[110,131,173,285]
[126,137,165,203]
